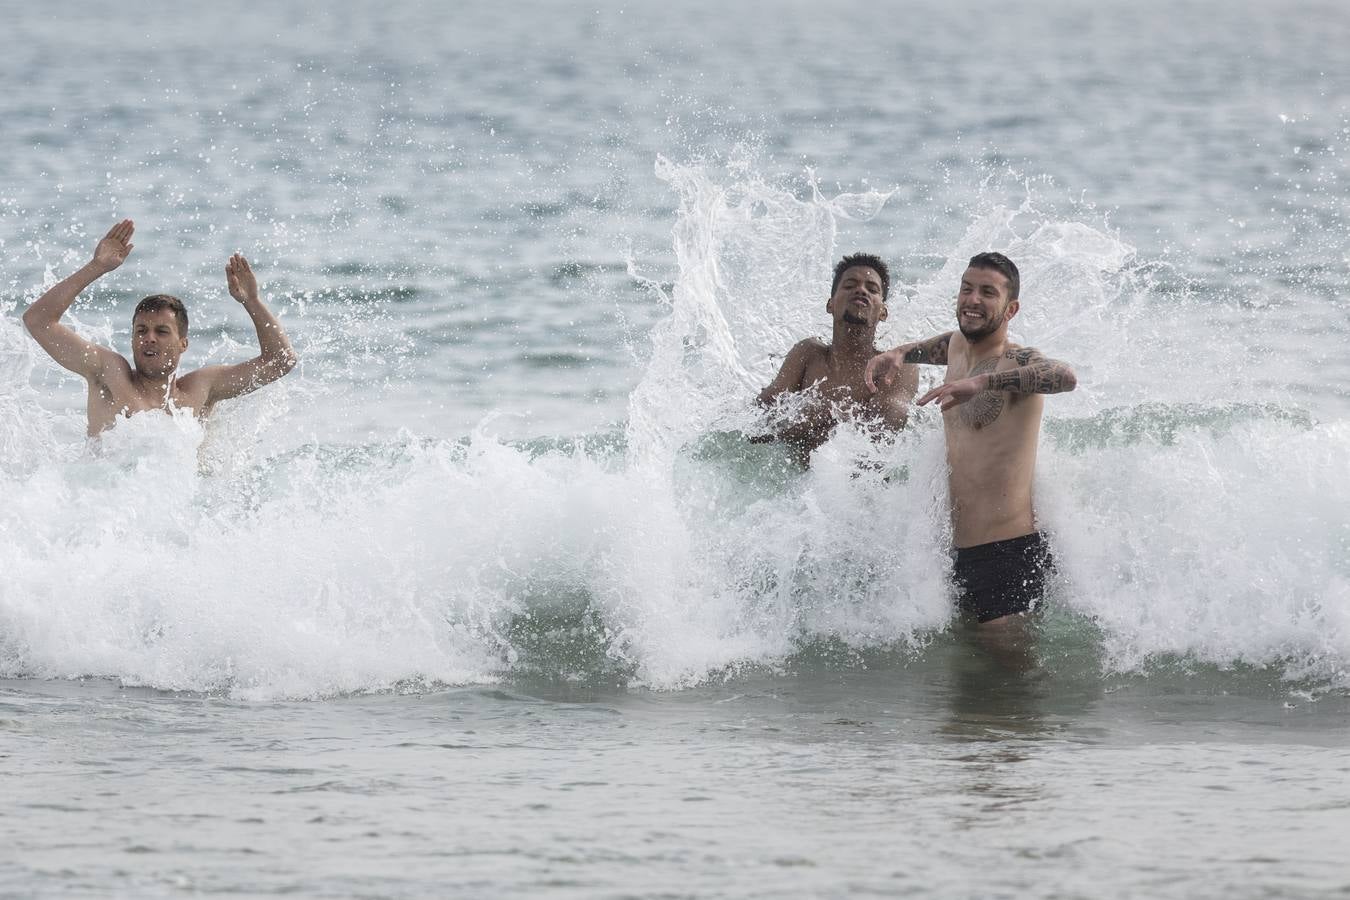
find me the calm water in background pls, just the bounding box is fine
[2,1,1350,896]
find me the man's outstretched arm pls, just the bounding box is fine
[22,220,134,379]
[864,331,952,393]
[198,254,298,404]
[917,346,1076,411]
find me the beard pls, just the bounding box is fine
[957,309,1004,340]
[841,311,869,326]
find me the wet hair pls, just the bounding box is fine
[133,294,189,337]
[967,252,1020,300]
[831,253,890,300]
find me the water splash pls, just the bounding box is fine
[3,158,1348,698]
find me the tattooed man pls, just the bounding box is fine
[756,253,918,465]
[865,252,1076,628]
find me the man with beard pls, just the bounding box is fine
[23,219,297,436]
[864,252,1076,629]
[756,253,918,464]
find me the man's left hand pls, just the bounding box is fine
[916,374,991,411]
[226,253,259,304]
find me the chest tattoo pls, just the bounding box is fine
[958,357,1004,429]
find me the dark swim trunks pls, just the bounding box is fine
[951,532,1054,623]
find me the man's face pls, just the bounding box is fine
[956,266,1017,340]
[827,265,888,327]
[131,309,188,377]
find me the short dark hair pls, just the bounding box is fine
[966,252,1019,300]
[832,253,890,300]
[134,294,189,336]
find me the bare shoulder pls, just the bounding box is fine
[792,336,829,355]
[90,351,134,385]
[173,365,229,411]
[176,365,230,392]
[759,337,829,404]
[176,366,209,387]
[777,337,826,369]
[772,337,831,374]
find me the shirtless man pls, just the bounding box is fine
[22,220,297,436]
[756,253,918,462]
[865,252,1076,628]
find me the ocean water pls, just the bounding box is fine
[3,0,1350,897]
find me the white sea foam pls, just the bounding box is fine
[1043,418,1350,685]
[2,160,1347,698]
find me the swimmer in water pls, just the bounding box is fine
[22,219,297,435]
[755,253,918,465]
[866,252,1077,633]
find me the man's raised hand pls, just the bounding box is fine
[92,220,135,273]
[226,253,259,304]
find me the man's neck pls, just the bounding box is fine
[963,329,1008,361]
[828,322,877,362]
[131,369,176,395]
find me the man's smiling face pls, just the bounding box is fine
[956,266,1017,340]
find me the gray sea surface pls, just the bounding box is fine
[3,0,1350,897]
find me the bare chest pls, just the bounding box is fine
[945,353,1016,432]
[89,372,211,422]
[800,353,874,406]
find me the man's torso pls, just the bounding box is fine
[86,360,214,435]
[942,334,1044,548]
[797,340,885,412]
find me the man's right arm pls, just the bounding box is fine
[864,332,952,393]
[756,339,818,406]
[22,220,134,380]
[751,340,828,445]
[899,332,953,365]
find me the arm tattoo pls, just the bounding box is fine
[989,348,1077,394]
[901,332,952,365]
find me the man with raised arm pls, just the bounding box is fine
[865,252,1076,628]
[755,253,918,464]
[22,220,298,436]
